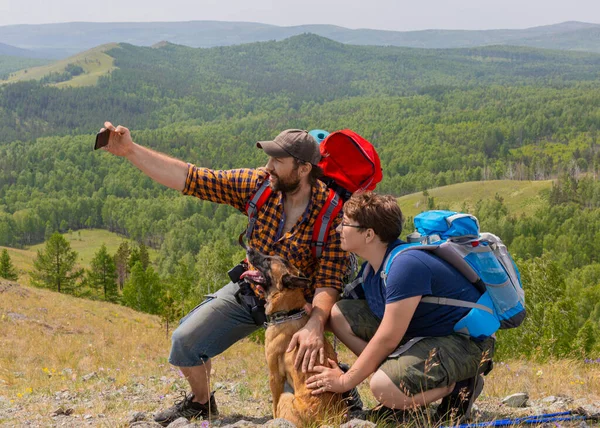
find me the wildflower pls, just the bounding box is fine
[201,421,210,428]
[536,370,543,377]
[241,370,246,375]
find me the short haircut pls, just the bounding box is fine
[293,158,323,187]
[343,191,403,244]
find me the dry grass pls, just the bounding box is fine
[1,282,599,427]
[0,44,118,87]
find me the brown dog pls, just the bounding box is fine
[242,247,346,426]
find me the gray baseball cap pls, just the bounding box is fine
[257,129,321,165]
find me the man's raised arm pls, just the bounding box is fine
[103,121,189,192]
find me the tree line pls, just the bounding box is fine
[3,171,600,360]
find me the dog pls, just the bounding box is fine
[241,247,347,426]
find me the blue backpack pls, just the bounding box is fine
[348,210,525,339]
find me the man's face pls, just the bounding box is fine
[265,156,301,193]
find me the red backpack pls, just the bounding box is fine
[318,129,383,201]
[246,129,382,258]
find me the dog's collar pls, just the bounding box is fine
[264,308,307,328]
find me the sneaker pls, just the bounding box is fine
[154,391,219,427]
[338,362,364,414]
[435,374,484,422]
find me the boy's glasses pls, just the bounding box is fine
[341,222,363,228]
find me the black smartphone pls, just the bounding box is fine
[94,129,111,150]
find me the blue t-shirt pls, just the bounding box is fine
[363,240,482,338]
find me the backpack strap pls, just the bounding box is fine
[380,243,441,286]
[245,180,342,259]
[311,189,342,258]
[245,178,272,241]
[420,296,494,314]
[380,243,492,313]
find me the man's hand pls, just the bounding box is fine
[306,358,347,395]
[286,319,326,373]
[102,121,134,157]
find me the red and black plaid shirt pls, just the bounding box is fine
[183,165,351,298]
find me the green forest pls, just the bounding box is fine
[1,35,600,360]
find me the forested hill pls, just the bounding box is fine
[3,33,600,359]
[0,20,599,59]
[2,34,600,145]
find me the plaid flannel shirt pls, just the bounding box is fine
[182,165,350,299]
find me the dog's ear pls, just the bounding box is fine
[282,274,312,290]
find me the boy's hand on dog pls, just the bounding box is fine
[306,359,346,395]
[286,323,326,373]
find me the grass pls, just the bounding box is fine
[0,44,118,87]
[2,228,158,285]
[397,179,553,220]
[1,282,598,427]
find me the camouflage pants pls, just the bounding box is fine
[335,299,495,396]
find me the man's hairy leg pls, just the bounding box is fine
[180,359,212,404]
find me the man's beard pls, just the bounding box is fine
[270,170,301,193]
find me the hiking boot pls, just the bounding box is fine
[435,374,484,423]
[154,391,218,427]
[338,362,364,414]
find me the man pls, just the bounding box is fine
[100,122,351,426]
[307,191,494,422]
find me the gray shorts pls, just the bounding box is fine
[169,282,260,367]
[335,299,495,396]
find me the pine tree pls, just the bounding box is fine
[129,243,150,271]
[114,241,131,290]
[138,243,150,270]
[122,262,163,314]
[31,232,83,294]
[0,249,18,281]
[87,244,118,302]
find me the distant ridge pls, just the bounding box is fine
[0,42,49,59]
[0,20,598,59]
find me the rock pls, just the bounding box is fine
[84,414,93,420]
[130,422,163,428]
[541,396,557,404]
[340,419,377,428]
[6,312,27,321]
[129,411,148,423]
[263,418,297,428]
[166,417,194,427]
[51,407,74,417]
[81,372,97,382]
[502,392,529,408]
[228,421,258,427]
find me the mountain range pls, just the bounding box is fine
[0,20,598,59]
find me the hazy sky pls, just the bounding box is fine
[0,0,599,30]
